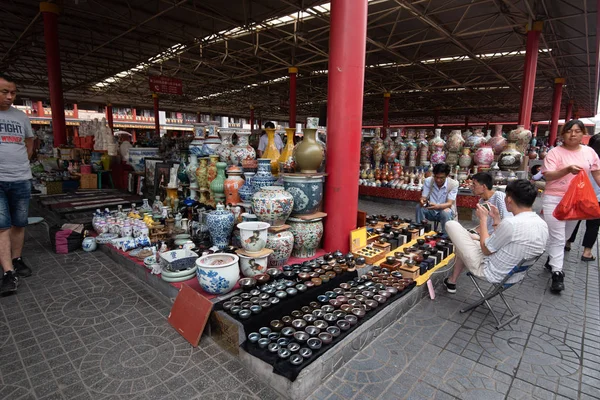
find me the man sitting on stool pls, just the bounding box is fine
[416,163,458,237]
[443,179,548,293]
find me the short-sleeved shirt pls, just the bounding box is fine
[258,133,284,152]
[479,191,512,234]
[483,211,548,283]
[541,145,600,196]
[0,106,34,181]
[422,177,458,204]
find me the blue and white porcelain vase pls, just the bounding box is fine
[252,158,277,193]
[283,174,324,215]
[206,203,234,249]
[189,123,206,157]
[238,172,255,203]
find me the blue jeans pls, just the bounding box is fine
[415,205,454,235]
[0,180,31,229]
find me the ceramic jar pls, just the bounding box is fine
[238,172,255,203]
[238,253,269,277]
[187,154,199,188]
[283,174,324,215]
[508,125,532,154]
[252,186,294,226]
[190,123,206,156]
[371,135,385,168]
[128,147,159,173]
[279,128,296,172]
[383,145,398,164]
[446,130,465,152]
[252,159,277,193]
[361,140,373,165]
[223,166,245,205]
[262,128,281,176]
[293,128,324,174]
[210,162,228,204]
[474,145,494,169]
[288,216,324,258]
[82,237,97,252]
[195,253,240,294]
[498,142,523,171]
[266,230,294,267]
[206,203,234,249]
[430,148,446,165]
[446,151,459,167]
[237,221,270,254]
[488,125,506,155]
[466,128,485,149]
[215,128,235,163]
[230,129,256,166]
[458,148,472,168]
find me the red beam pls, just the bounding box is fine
[289,67,297,127]
[40,2,67,147]
[153,93,160,137]
[324,0,368,253]
[549,78,565,146]
[518,21,543,129]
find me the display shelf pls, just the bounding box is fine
[292,211,327,220]
[359,185,479,208]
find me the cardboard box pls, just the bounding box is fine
[80,174,97,189]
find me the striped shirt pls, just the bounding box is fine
[483,211,548,283]
[479,191,512,234]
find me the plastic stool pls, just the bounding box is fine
[97,171,114,189]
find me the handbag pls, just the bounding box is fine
[553,170,600,220]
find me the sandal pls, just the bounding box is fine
[581,255,596,262]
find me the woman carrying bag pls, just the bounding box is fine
[541,120,600,293]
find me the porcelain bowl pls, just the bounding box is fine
[195,253,240,295]
[237,221,270,254]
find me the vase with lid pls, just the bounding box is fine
[230,129,256,166]
[458,148,472,169]
[252,186,294,226]
[294,128,324,174]
[278,127,296,173]
[206,203,234,249]
[262,128,281,176]
[252,159,277,193]
[498,142,523,171]
[209,162,228,204]
[215,128,235,164]
[223,166,245,205]
[238,171,255,203]
[488,125,506,155]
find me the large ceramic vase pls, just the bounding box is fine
[474,145,494,169]
[466,127,485,149]
[288,216,324,258]
[128,147,159,173]
[361,139,373,165]
[237,221,270,254]
[210,162,227,204]
[498,142,523,171]
[279,128,296,172]
[207,155,219,186]
[238,172,255,203]
[189,123,206,156]
[223,166,245,205]
[446,130,465,152]
[196,158,209,191]
[262,128,281,176]
[252,159,277,193]
[206,203,234,249]
[283,174,324,215]
[294,128,325,174]
[446,151,459,167]
[266,230,294,267]
[488,125,506,155]
[215,128,235,164]
[230,129,256,166]
[201,122,221,156]
[252,186,294,226]
[458,148,472,169]
[177,153,189,185]
[195,253,239,294]
[430,148,446,165]
[187,154,199,189]
[429,128,446,152]
[508,125,532,154]
[371,135,385,168]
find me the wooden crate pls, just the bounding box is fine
[80,174,97,189]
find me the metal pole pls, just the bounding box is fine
[40,2,67,147]
[289,67,297,128]
[518,21,543,129]
[153,93,160,137]
[549,78,565,146]
[323,0,368,253]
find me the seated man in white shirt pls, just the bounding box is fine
[443,179,548,293]
[471,172,512,235]
[416,163,458,237]
[257,122,284,157]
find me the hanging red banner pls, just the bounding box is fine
[149,76,183,95]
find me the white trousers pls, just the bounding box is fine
[542,194,579,273]
[445,221,486,278]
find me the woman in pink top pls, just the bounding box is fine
[541,120,600,293]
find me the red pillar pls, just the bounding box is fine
[132,107,137,121]
[153,93,160,137]
[565,100,574,122]
[40,2,67,147]
[549,78,565,146]
[106,104,114,131]
[383,92,390,135]
[289,67,297,127]
[132,129,137,143]
[433,108,440,129]
[323,0,368,253]
[518,21,543,129]
[73,103,78,119]
[250,106,255,130]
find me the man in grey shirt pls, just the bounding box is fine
[0,74,34,295]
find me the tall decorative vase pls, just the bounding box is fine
[474,145,494,169]
[371,135,385,168]
[202,121,221,156]
[430,148,446,165]
[100,152,111,171]
[238,172,255,203]
[196,158,209,191]
[429,128,446,151]
[279,128,296,173]
[361,139,373,165]
[283,174,324,215]
[230,129,256,166]
[458,148,472,169]
[252,159,277,193]
[508,125,532,154]
[288,216,324,258]
[210,162,227,204]
[206,204,234,249]
[223,166,245,205]
[187,154,199,189]
[446,130,465,153]
[252,186,294,226]
[266,230,294,267]
[498,142,523,171]
[207,155,219,186]
[262,128,281,176]
[215,128,235,164]
[466,127,485,149]
[488,125,506,155]
[189,123,206,156]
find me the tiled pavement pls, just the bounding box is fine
[0,198,598,399]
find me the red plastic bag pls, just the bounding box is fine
[553,170,600,220]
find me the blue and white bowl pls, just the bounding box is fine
[160,249,199,271]
[195,253,240,295]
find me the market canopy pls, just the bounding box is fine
[2,0,598,124]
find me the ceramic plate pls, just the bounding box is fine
[174,234,191,240]
[144,256,157,266]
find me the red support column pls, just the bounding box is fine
[36,101,44,117]
[549,78,565,146]
[132,107,137,121]
[323,0,368,253]
[433,108,440,129]
[106,104,114,131]
[153,93,160,137]
[289,67,297,127]
[383,92,390,135]
[132,129,137,143]
[565,100,574,122]
[249,106,255,130]
[40,2,67,147]
[518,21,543,129]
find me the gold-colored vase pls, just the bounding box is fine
[262,128,281,176]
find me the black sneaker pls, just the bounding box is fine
[551,271,564,293]
[544,256,552,272]
[12,258,32,278]
[0,270,18,296]
[443,278,457,294]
